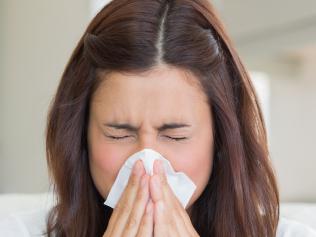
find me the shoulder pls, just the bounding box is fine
[276,216,316,237]
[0,208,51,237]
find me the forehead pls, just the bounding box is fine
[93,65,206,101]
[90,65,209,124]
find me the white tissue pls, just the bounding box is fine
[104,148,196,209]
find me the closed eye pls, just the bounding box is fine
[106,135,132,140]
[164,136,188,141]
[106,135,187,141]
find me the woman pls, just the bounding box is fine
[1,0,316,236]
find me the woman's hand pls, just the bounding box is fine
[149,160,200,237]
[103,160,154,237]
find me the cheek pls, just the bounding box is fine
[89,139,127,198]
[169,138,213,207]
[173,148,212,189]
[91,145,122,174]
[177,151,213,209]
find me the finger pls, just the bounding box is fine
[153,200,169,237]
[150,175,182,236]
[153,160,179,205]
[121,174,150,236]
[151,159,181,210]
[106,160,145,236]
[152,160,198,236]
[136,199,154,237]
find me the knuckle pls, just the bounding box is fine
[116,201,131,214]
[136,186,147,200]
[129,174,139,187]
[126,215,138,230]
[169,214,177,226]
[160,175,168,186]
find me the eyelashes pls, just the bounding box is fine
[106,135,130,140]
[106,135,187,141]
[164,136,188,141]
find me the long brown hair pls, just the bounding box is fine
[45,0,279,236]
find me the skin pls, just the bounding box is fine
[87,64,214,236]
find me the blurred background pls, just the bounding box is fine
[0,0,315,223]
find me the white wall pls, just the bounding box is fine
[0,0,90,193]
[267,51,316,202]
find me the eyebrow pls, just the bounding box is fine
[103,122,191,132]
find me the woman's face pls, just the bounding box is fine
[87,64,214,210]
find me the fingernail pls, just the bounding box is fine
[133,160,141,175]
[151,175,163,200]
[157,160,164,175]
[141,174,148,187]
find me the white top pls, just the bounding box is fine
[0,208,316,237]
